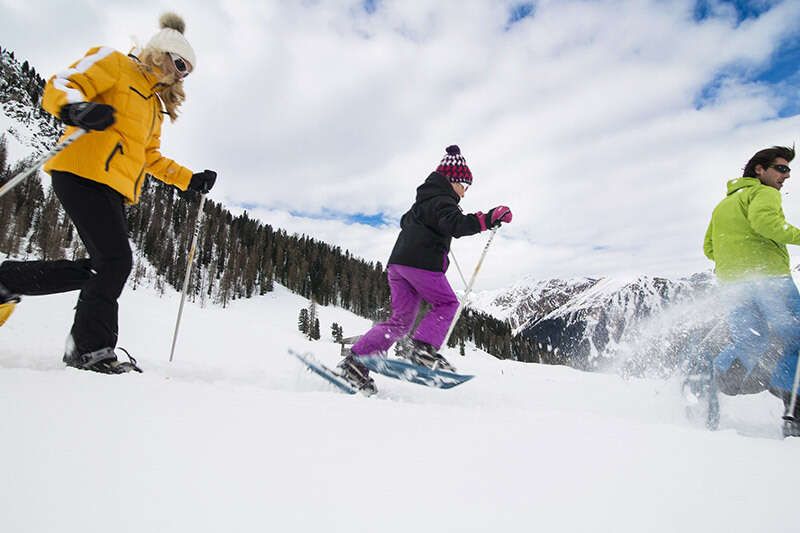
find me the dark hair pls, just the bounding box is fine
[743,145,795,177]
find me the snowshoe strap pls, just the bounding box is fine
[81,347,118,368]
[113,347,143,373]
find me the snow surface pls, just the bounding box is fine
[1,281,799,533]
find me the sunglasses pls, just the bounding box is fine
[770,164,791,173]
[168,52,190,78]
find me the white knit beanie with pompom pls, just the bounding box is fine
[146,13,196,69]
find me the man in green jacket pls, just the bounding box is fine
[704,145,800,437]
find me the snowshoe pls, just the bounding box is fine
[400,339,457,372]
[681,353,719,431]
[336,352,377,396]
[0,281,20,327]
[782,417,800,438]
[782,394,800,438]
[63,345,142,374]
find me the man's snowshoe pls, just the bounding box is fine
[63,345,142,374]
[0,281,20,327]
[783,417,800,438]
[400,339,457,372]
[681,353,719,431]
[336,352,377,396]
[782,394,800,438]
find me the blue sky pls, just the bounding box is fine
[692,1,800,117]
[3,0,800,289]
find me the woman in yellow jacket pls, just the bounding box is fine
[41,13,217,373]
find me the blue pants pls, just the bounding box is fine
[714,277,800,396]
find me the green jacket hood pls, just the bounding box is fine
[726,177,760,195]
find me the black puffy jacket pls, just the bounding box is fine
[387,172,482,272]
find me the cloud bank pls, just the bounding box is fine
[2,0,800,289]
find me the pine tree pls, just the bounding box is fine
[311,318,321,341]
[331,322,343,343]
[298,308,309,335]
[307,300,317,336]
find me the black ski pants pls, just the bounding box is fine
[51,170,132,354]
[0,258,93,296]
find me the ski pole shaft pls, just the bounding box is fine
[0,129,86,200]
[169,194,207,362]
[448,249,469,290]
[442,226,499,350]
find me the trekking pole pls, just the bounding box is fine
[448,249,469,290]
[0,129,86,200]
[785,352,800,421]
[169,193,207,362]
[441,226,499,349]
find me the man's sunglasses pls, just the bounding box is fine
[770,164,791,174]
[169,53,190,78]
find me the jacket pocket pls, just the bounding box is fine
[105,142,124,172]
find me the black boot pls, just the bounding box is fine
[401,339,456,372]
[63,337,142,374]
[336,352,377,395]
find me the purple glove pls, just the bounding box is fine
[476,206,512,231]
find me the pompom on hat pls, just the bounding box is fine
[435,145,473,186]
[146,12,196,69]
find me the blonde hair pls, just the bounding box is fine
[137,46,186,122]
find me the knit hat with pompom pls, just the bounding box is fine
[435,145,473,186]
[146,13,196,69]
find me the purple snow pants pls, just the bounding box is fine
[351,264,459,356]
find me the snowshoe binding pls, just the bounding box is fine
[63,345,142,374]
[400,339,457,373]
[336,352,377,396]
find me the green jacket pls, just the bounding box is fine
[704,177,800,281]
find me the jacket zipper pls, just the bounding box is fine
[135,87,159,203]
[105,142,124,171]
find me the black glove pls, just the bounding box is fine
[59,102,116,131]
[188,170,217,194]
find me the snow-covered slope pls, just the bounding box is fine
[0,49,61,163]
[1,280,798,533]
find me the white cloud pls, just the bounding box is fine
[3,0,800,290]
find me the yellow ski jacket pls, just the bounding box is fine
[42,47,192,203]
